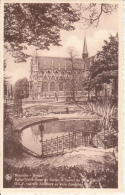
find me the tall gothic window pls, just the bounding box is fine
[50,82,55,91]
[59,82,63,91]
[42,82,48,91]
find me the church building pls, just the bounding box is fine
[29,36,95,100]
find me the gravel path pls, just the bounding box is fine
[4,147,116,170]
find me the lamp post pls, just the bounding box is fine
[39,122,44,156]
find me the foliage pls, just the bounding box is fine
[4,115,23,159]
[65,48,84,101]
[90,34,118,99]
[80,100,117,128]
[4,3,80,62]
[4,78,8,97]
[14,77,29,99]
[4,3,118,63]
[103,133,118,148]
[81,71,93,100]
[84,100,117,118]
[4,60,13,100]
[78,100,118,148]
[4,60,9,98]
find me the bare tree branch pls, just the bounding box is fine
[78,3,118,29]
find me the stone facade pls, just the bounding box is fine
[29,37,95,100]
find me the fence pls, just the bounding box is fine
[41,130,98,157]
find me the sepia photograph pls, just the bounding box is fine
[1,0,124,193]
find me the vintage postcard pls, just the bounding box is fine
[0,0,124,193]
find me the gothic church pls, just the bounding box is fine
[29,36,94,100]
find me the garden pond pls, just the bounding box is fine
[21,119,100,155]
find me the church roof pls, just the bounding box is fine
[37,56,84,70]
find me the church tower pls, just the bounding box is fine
[82,34,88,60]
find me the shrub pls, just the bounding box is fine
[4,115,23,159]
[4,163,118,188]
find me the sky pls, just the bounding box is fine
[5,3,118,85]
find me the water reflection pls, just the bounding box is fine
[21,127,41,155]
[21,123,68,155]
[21,120,100,155]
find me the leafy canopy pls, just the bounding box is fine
[4,3,118,63]
[14,77,29,99]
[90,34,118,86]
[4,3,80,62]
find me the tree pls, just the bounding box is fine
[4,60,12,100]
[14,77,29,99]
[90,34,118,100]
[4,3,118,63]
[4,3,80,62]
[82,71,92,101]
[77,3,118,29]
[65,48,83,101]
[10,84,13,98]
[13,78,29,116]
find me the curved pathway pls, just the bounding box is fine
[13,111,101,132]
